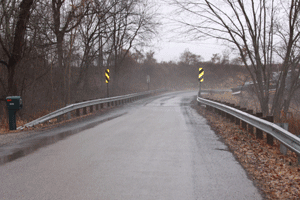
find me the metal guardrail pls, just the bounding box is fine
[197,97,300,155]
[18,89,166,130]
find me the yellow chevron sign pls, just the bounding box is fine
[199,68,204,82]
[105,69,110,83]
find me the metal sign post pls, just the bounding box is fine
[146,75,150,91]
[105,69,110,97]
[198,68,204,97]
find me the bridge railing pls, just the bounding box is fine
[197,96,300,163]
[18,89,166,130]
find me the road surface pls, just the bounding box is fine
[0,91,262,199]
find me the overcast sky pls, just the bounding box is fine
[149,0,226,63]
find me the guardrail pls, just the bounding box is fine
[197,96,300,163]
[18,89,166,130]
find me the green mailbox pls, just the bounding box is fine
[6,96,22,130]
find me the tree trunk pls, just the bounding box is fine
[6,0,33,96]
[56,32,66,103]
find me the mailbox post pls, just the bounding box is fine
[6,96,22,130]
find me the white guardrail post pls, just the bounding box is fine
[18,89,166,130]
[197,96,300,165]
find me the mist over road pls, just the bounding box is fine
[0,91,262,199]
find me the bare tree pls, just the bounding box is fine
[171,0,300,117]
[104,0,158,94]
[0,0,34,99]
[49,0,90,104]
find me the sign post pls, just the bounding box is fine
[198,68,204,97]
[146,75,150,90]
[105,69,110,97]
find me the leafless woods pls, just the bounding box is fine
[0,0,158,119]
[172,0,300,118]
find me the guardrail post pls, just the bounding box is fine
[247,110,253,134]
[96,104,99,111]
[277,123,288,155]
[241,108,247,129]
[65,104,71,120]
[225,103,232,120]
[107,102,110,107]
[207,105,211,111]
[213,106,217,114]
[83,107,87,115]
[222,102,227,118]
[255,113,263,139]
[235,106,240,126]
[76,108,80,117]
[100,103,103,109]
[90,105,93,113]
[57,115,63,122]
[231,104,237,122]
[67,112,71,120]
[228,104,235,122]
[266,116,274,146]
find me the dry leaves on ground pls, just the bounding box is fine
[193,103,300,199]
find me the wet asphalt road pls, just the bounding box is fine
[0,91,262,200]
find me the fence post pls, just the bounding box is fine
[256,113,263,139]
[266,116,274,146]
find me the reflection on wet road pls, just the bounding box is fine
[0,91,262,200]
